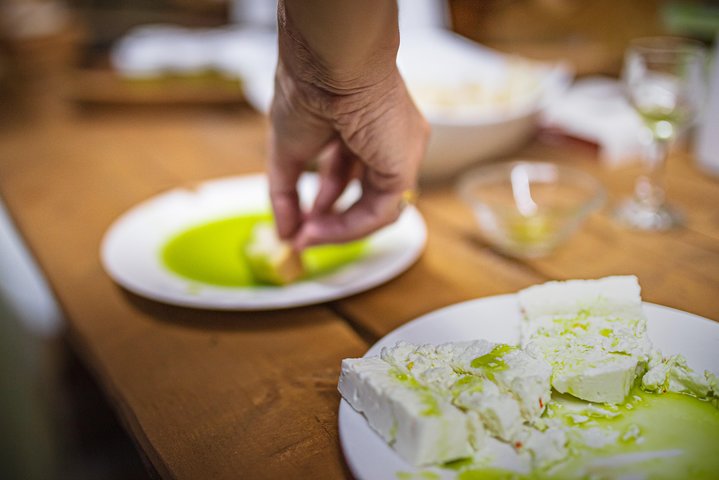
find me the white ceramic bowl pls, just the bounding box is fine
[420,111,540,182]
[398,30,570,182]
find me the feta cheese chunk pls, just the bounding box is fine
[338,357,473,466]
[381,340,552,428]
[450,341,552,421]
[528,334,643,404]
[244,221,304,285]
[341,340,557,467]
[453,377,524,441]
[642,354,719,404]
[519,276,653,404]
[381,341,525,440]
[518,275,644,320]
[514,426,568,469]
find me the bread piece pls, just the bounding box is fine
[244,221,304,285]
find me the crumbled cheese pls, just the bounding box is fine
[519,276,653,403]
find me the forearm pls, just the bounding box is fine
[278,0,399,92]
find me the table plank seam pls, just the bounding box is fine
[328,302,381,345]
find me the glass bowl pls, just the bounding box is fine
[457,161,606,258]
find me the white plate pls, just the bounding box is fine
[338,295,719,480]
[100,173,426,310]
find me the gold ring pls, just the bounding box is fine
[399,188,419,212]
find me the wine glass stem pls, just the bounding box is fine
[634,137,670,210]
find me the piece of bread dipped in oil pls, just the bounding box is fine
[244,221,304,285]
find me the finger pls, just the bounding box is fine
[311,141,358,217]
[268,181,302,240]
[294,185,403,249]
[267,82,333,239]
[267,122,305,238]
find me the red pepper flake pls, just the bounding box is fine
[514,441,523,449]
[539,398,544,409]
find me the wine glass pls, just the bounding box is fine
[614,37,707,230]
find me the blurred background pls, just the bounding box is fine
[0,0,716,479]
[2,0,717,119]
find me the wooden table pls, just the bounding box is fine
[1,106,718,479]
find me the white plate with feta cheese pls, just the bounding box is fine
[338,294,719,480]
[101,173,426,310]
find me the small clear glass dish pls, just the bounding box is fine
[457,161,606,258]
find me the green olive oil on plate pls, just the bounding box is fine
[449,389,719,480]
[161,213,367,287]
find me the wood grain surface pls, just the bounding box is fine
[1,107,717,479]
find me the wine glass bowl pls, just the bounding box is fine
[614,37,707,230]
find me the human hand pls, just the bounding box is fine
[268,3,429,250]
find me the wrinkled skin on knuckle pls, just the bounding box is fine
[332,81,420,190]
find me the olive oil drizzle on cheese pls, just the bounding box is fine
[442,388,719,480]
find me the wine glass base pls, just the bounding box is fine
[613,199,684,231]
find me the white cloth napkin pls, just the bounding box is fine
[110,25,276,79]
[541,77,645,167]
